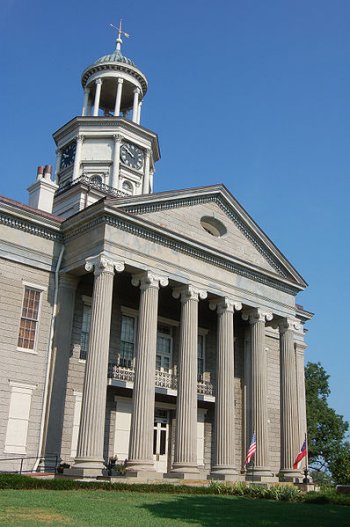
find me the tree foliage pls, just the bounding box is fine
[305,362,350,484]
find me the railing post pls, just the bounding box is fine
[19,458,24,475]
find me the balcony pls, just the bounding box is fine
[108,364,214,399]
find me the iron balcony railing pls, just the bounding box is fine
[108,364,214,396]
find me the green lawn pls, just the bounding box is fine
[0,490,349,527]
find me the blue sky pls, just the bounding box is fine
[1,1,349,427]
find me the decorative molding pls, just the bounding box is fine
[209,297,242,314]
[0,211,62,242]
[64,213,300,296]
[122,194,289,278]
[85,252,125,275]
[242,307,273,324]
[278,317,300,334]
[172,284,207,302]
[131,270,169,290]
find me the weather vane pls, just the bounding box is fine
[110,19,130,51]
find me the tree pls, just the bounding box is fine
[305,362,350,484]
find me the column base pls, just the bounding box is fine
[209,465,240,481]
[125,459,156,473]
[245,466,277,483]
[125,470,164,480]
[64,457,106,478]
[279,469,304,482]
[168,462,200,478]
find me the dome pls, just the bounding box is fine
[95,48,136,68]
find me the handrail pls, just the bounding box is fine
[0,454,59,475]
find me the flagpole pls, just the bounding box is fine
[304,432,310,484]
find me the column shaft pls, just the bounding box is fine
[72,255,123,476]
[132,88,140,122]
[93,79,102,117]
[110,135,122,189]
[127,272,167,476]
[171,286,206,475]
[82,87,90,116]
[114,78,123,116]
[244,308,274,479]
[211,300,239,478]
[72,136,83,181]
[280,321,301,479]
[142,150,151,194]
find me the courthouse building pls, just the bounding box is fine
[0,32,312,481]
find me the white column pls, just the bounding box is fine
[82,87,90,116]
[71,254,124,477]
[242,308,274,480]
[114,78,124,116]
[170,285,207,477]
[137,101,142,125]
[149,168,154,193]
[54,149,62,184]
[210,298,242,480]
[93,79,102,117]
[132,88,140,123]
[142,149,151,194]
[279,318,302,481]
[72,136,83,181]
[110,134,122,189]
[295,341,307,451]
[126,271,168,477]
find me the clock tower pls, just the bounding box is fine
[52,24,160,218]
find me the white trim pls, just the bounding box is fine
[16,284,45,354]
[81,295,92,305]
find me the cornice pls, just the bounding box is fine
[63,209,301,296]
[0,210,63,242]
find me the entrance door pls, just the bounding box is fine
[153,409,169,473]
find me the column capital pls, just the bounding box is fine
[278,317,300,334]
[172,284,207,303]
[77,135,84,144]
[85,253,125,275]
[95,78,103,86]
[117,77,124,85]
[242,307,273,324]
[133,86,141,94]
[209,297,242,314]
[113,133,123,143]
[131,270,168,290]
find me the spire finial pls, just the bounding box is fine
[110,19,130,52]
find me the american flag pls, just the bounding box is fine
[245,432,257,465]
[293,436,307,469]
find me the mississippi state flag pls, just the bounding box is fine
[245,433,257,465]
[293,437,307,469]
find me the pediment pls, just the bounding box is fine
[107,185,306,288]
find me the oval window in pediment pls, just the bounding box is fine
[200,216,227,238]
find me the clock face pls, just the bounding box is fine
[60,142,76,170]
[120,142,144,170]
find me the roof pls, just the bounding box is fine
[95,48,136,67]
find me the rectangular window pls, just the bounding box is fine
[119,315,135,368]
[17,287,41,350]
[197,334,205,379]
[156,326,172,373]
[80,302,92,360]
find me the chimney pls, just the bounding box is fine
[28,163,58,213]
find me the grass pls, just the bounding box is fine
[0,489,350,527]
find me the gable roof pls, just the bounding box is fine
[106,184,307,289]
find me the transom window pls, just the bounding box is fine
[17,287,41,350]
